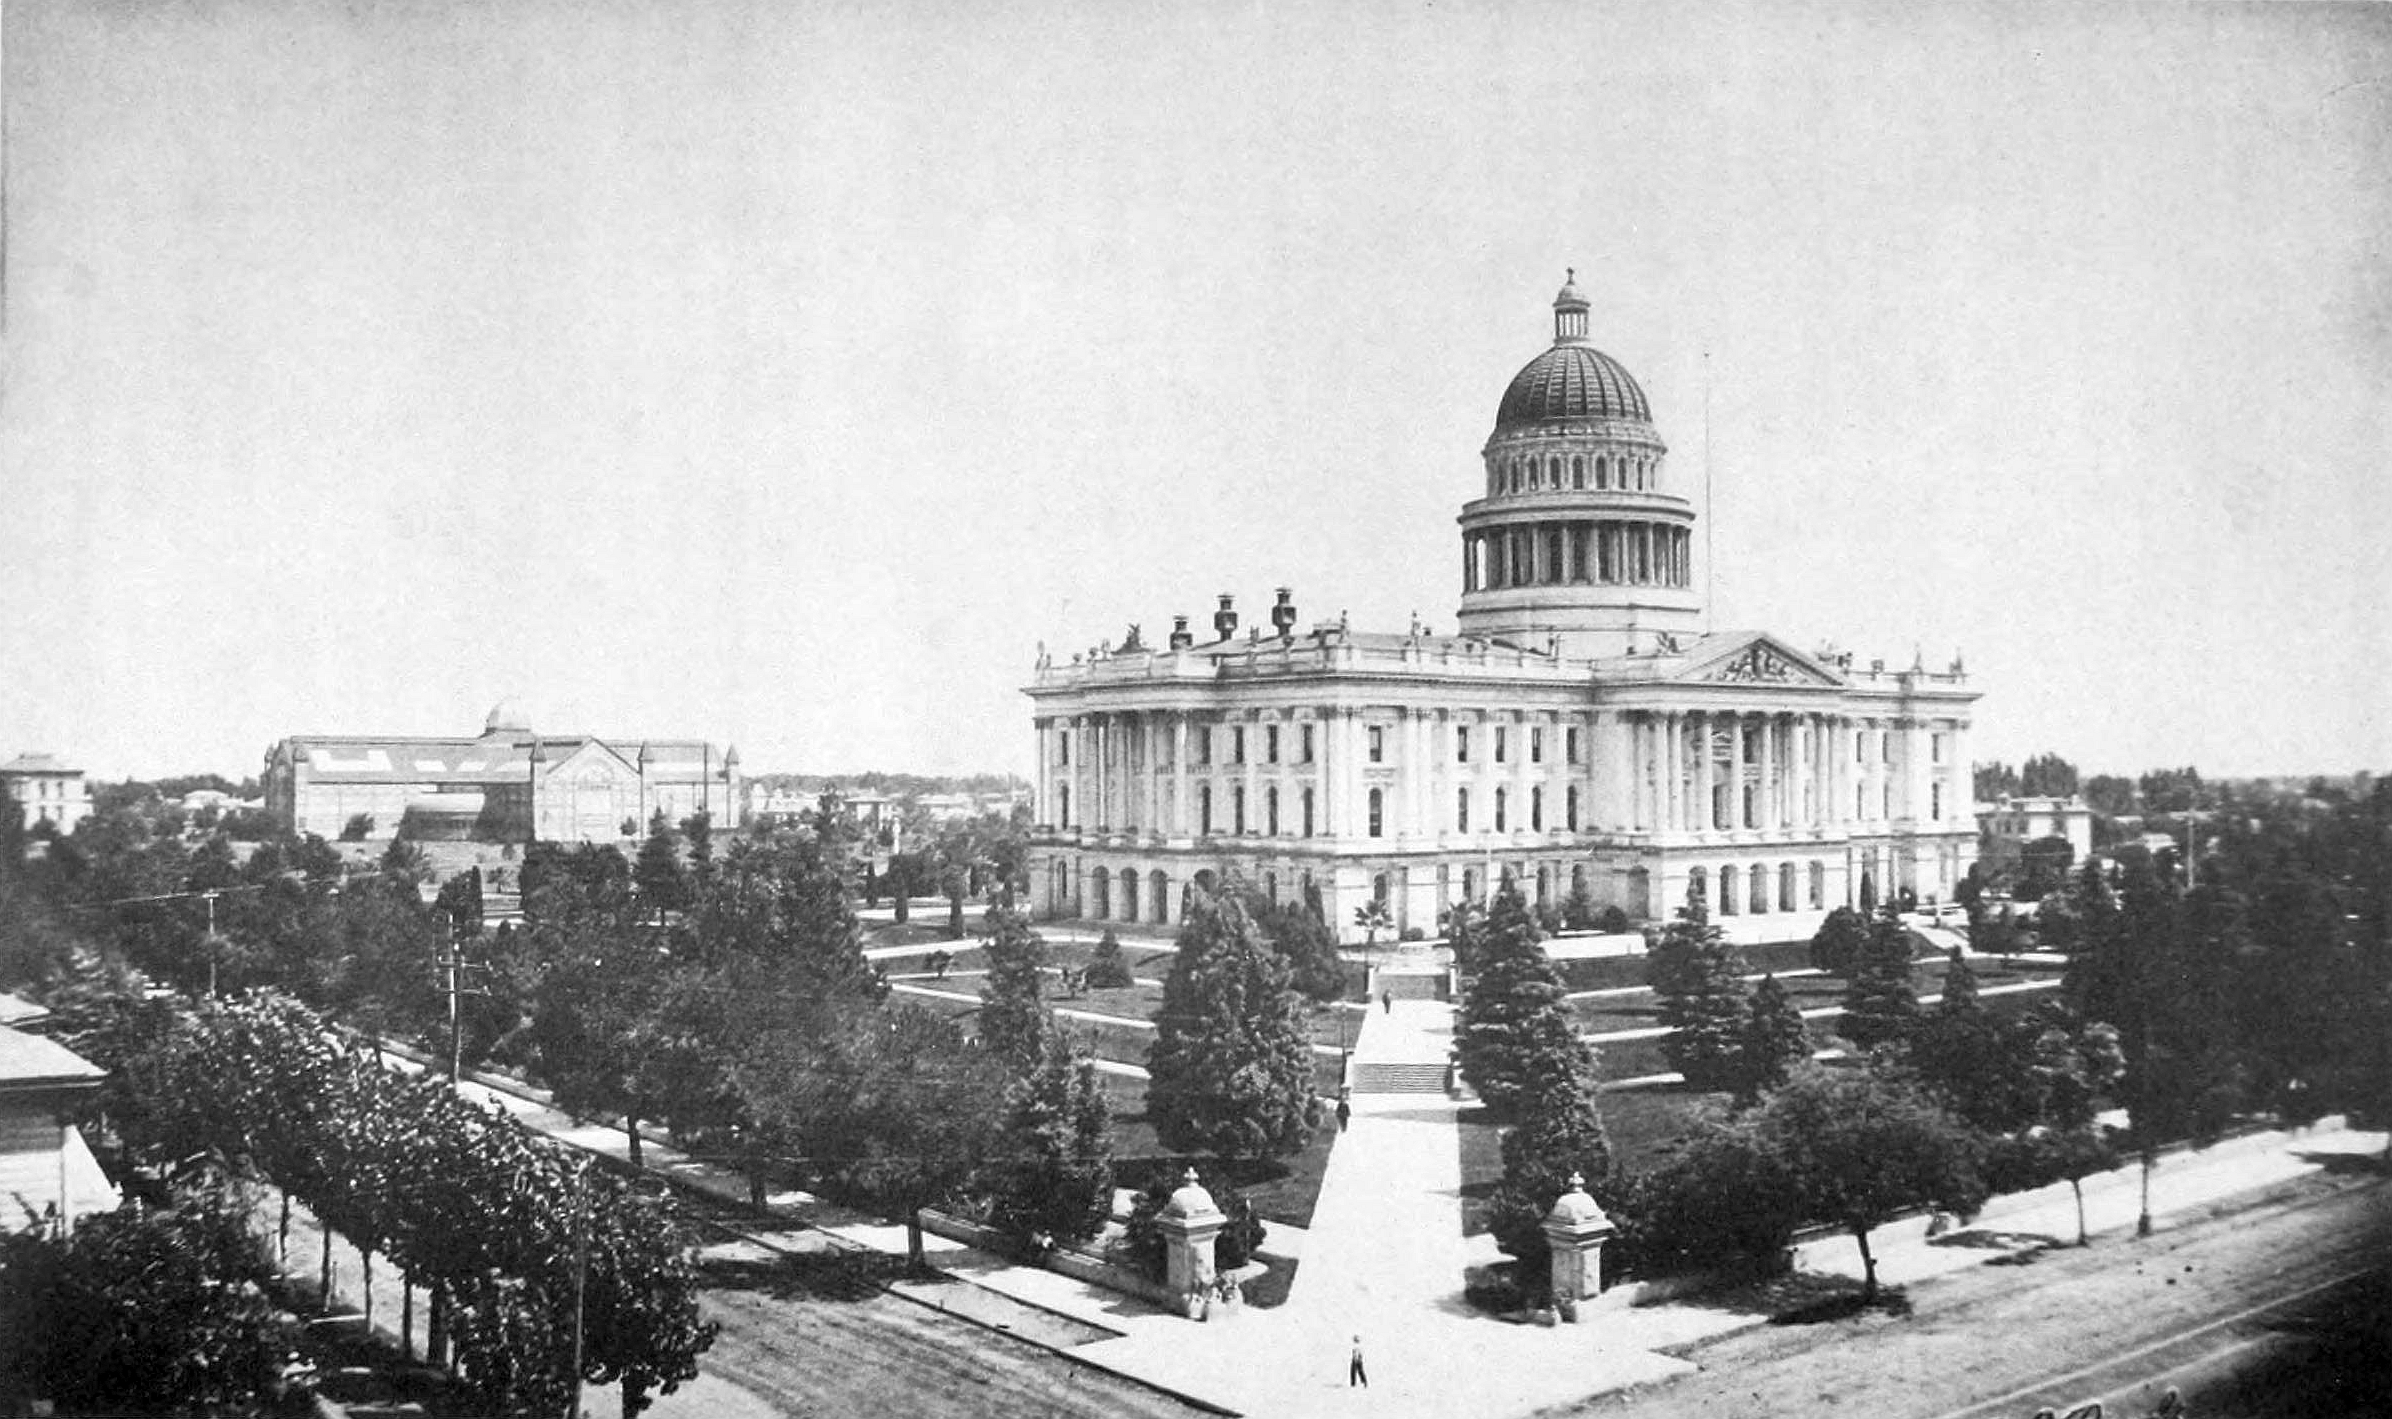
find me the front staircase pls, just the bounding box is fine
[1349,1060,1449,1095]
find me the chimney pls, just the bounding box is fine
[1213,593,1238,641]
[1271,587,1298,639]
[1168,615,1194,650]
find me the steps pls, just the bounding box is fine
[1350,1061,1449,1095]
[1374,970,1447,1001]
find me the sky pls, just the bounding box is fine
[3,0,2387,784]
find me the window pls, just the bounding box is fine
[1057,732,1070,766]
[1302,723,1316,763]
[1233,785,1246,834]
[1566,785,1580,831]
[1531,786,1544,830]
[1932,731,1947,765]
[1199,786,1213,834]
[1368,788,1383,838]
[1267,725,1280,763]
[1531,728,1544,764]
[1457,726,1470,763]
[1495,787,1508,832]
[1302,787,1315,837]
[1368,726,1385,763]
[1495,727,1508,764]
[1197,729,1213,767]
[1931,782,1944,820]
[1267,786,1280,835]
[1566,727,1581,764]
[1232,727,1246,765]
[1059,785,1071,826]
[1457,787,1470,832]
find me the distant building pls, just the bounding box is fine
[0,753,90,836]
[1024,279,1980,941]
[262,701,741,843]
[0,1024,116,1231]
[1976,795,2095,867]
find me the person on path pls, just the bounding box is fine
[1380,989,1392,1014]
[1349,1334,1368,1388]
[1335,1096,1351,1132]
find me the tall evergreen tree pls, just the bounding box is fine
[1484,1049,1612,1270]
[1836,906,1921,1052]
[1735,973,1811,1104]
[989,1039,1116,1250]
[1808,905,1867,977]
[1910,950,2040,1133]
[978,907,1050,1076]
[1083,927,1134,989]
[2117,860,2241,1235]
[1645,897,1750,1093]
[633,812,688,924]
[1455,884,1585,1118]
[1145,893,1319,1159]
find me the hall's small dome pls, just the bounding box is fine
[484,699,533,736]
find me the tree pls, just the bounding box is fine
[978,907,1050,1075]
[988,1039,1115,1251]
[2014,835,2076,902]
[1250,892,1345,1003]
[1836,907,1920,1052]
[1908,951,2041,1134]
[1736,973,1811,1104]
[1645,897,1750,1093]
[2083,773,2138,818]
[1144,892,1320,1159]
[0,1177,298,1411]
[2116,863,2241,1236]
[1484,1050,1612,1273]
[433,866,485,941]
[2019,752,2080,799]
[1754,1064,1987,1301]
[1809,906,1866,977]
[1974,761,2020,802]
[1083,928,1134,989]
[2028,1013,2126,1245]
[341,811,375,841]
[1454,884,1585,1119]
[634,813,688,924]
[1615,1116,1803,1277]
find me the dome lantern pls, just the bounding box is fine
[1553,268,1590,345]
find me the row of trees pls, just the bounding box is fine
[78,991,715,1416]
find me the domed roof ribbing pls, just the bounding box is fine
[1494,270,1652,427]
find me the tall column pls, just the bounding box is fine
[1033,719,1051,826]
[1172,715,1191,836]
[1689,712,1709,833]
[1759,713,1777,830]
[1661,712,1680,832]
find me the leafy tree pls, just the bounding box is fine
[2083,773,2138,818]
[2019,752,2080,798]
[1083,927,1134,989]
[988,1039,1115,1250]
[1484,1049,1612,1271]
[1753,1064,1986,1301]
[1614,1115,1803,1277]
[434,865,485,941]
[634,813,688,924]
[2027,1013,2126,1245]
[341,811,376,841]
[1836,907,1920,1052]
[1974,761,2019,801]
[2013,834,2076,902]
[1908,951,2041,1133]
[1645,897,1749,1092]
[0,1177,297,1411]
[1249,892,1345,1002]
[978,907,1050,1075]
[880,850,933,924]
[1145,892,1320,1158]
[1454,884,1585,1119]
[1809,905,1866,977]
[2116,863,2242,1235]
[1736,973,1811,1104]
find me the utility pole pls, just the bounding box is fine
[568,1157,591,1419]
[202,890,222,998]
[433,943,488,1086]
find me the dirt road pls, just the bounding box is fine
[1540,1169,2392,1419]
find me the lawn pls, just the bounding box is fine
[1094,1076,1343,1230]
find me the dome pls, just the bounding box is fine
[1543,1173,1614,1231]
[1160,1167,1221,1221]
[1494,270,1652,428]
[1497,343,1651,427]
[484,698,533,736]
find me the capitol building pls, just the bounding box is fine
[1024,278,1978,942]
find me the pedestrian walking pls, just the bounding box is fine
[1348,1334,1368,1388]
[1380,989,1392,1014]
[1335,1096,1351,1132]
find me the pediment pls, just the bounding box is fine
[543,740,637,781]
[1671,633,1844,688]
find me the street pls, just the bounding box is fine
[1547,1167,2392,1419]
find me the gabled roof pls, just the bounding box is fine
[1653,631,1846,688]
[0,753,81,776]
[0,1025,104,1092]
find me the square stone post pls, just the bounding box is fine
[1543,1173,1617,1320]
[1157,1168,1227,1310]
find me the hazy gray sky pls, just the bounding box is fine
[5,0,2387,782]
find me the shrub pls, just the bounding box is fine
[339,812,375,841]
[1597,905,1631,934]
[1083,930,1135,989]
[1398,925,1427,942]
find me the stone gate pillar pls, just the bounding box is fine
[1157,1168,1226,1307]
[1543,1173,1616,1321]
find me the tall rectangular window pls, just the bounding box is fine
[1058,732,1070,766]
[1302,787,1315,837]
[1267,725,1280,763]
[1566,785,1580,831]
[1495,727,1508,764]
[1266,787,1280,835]
[1197,729,1212,767]
[1368,726,1385,763]
[1566,727,1581,764]
[1495,788,1508,832]
[1302,723,1316,763]
[1531,786,1543,830]
[1367,788,1383,838]
[1233,785,1246,834]
[1457,787,1470,832]
[1531,728,1544,764]
[1232,727,1246,765]
[1457,726,1471,763]
[1931,732,1947,764]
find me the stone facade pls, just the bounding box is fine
[1023,279,1979,942]
[0,753,89,836]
